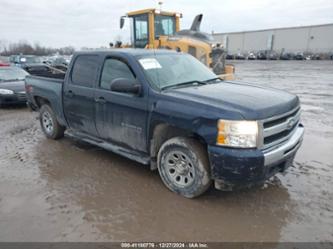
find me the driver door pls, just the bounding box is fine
[94,56,148,152]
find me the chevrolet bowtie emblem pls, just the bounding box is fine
[287,118,295,129]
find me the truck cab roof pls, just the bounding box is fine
[73,48,179,57]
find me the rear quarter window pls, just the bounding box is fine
[71,55,99,87]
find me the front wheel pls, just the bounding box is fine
[39,104,65,140]
[157,137,211,198]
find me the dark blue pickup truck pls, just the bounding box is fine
[25,49,304,198]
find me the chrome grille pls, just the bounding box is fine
[260,107,301,150]
[16,91,27,101]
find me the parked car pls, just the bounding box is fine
[305,54,312,60]
[25,49,304,198]
[267,51,279,60]
[52,57,69,66]
[0,61,10,67]
[280,52,295,60]
[42,56,69,72]
[247,52,256,60]
[42,56,54,65]
[311,54,321,60]
[0,66,29,106]
[11,55,42,67]
[226,54,234,60]
[9,55,19,64]
[256,51,267,60]
[295,52,305,60]
[235,53,245,60]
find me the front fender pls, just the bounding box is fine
[148,99,218,145]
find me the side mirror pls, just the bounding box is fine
[110,78,141,95]
[120,16,125,29]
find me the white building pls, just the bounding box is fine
[213,23,333,54]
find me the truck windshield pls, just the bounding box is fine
[137,53,218,90]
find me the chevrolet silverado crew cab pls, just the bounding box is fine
[25,49,304,198]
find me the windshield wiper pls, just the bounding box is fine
[161,80,207,90]
[204,77,222,83]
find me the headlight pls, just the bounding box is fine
[0,89,14,95]
[217,119,258,148]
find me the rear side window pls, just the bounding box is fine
[71,55,99,87]
[100,58,135,90]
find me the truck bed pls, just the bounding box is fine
[26,75,64,83]
[25,75,67,126]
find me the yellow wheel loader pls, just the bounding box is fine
[119,8,234,79]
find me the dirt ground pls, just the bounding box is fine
[0,60,332,242]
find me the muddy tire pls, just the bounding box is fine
[39,104,65,140]
[157,137,211,198]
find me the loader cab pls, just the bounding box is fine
[121,9,181,48]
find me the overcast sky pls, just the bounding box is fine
[1,0,333,48]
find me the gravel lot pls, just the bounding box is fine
[0,60,332,242]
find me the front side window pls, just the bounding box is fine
[133,14,149,48]
[100,58,135,90]
[71,55,99,87]
[154,15,176,38]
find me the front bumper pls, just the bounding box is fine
[0,92,27,105]
[208,124,304,191]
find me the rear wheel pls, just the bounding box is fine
[157,137,211,198]
[39,104,65,139]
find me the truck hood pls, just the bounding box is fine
[164,81,299,120]
[0,80,25,93]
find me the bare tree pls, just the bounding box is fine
[0,41,75,56]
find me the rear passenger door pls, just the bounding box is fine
[94,56,148,152]
[63,55,99,136]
